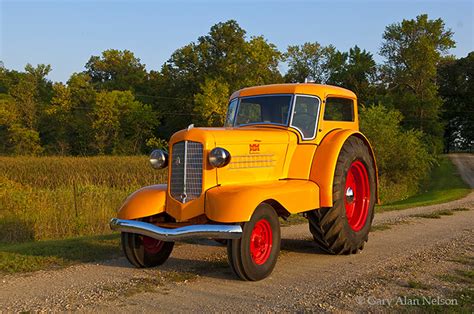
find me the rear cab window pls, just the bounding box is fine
[324,97,354,122]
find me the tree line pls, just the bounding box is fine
[0,15,472,200]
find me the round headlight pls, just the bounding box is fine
[149,149,168,169]
[208,147,231,168]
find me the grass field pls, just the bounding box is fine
[0,156,166,243]
[0,234,121,273]
[377,156,471,211]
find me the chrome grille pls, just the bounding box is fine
[170,141,203,203]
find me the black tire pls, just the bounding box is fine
[121,232,174,268]
[227,203,281,281]
[308,136,376,255]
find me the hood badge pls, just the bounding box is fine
[249,143,260,154]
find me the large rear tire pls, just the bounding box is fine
[308,136,376,254]
[121,232,174,268]
[227,204,281,281]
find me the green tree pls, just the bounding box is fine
[92,90,157,154]
[380,14,455,153]
[9,74,39,129]
[118,93,158,154]
[1,64,51,155]
[284,44,377,104]
[437,52,474,152]
[0,94,43,155]
[85,49,147,92]
[327,46,377,105]
[41,73,97,155]
[92,91,121,154]
[0,94,19,153]
[7,124,44,155]
[42,82,73,154]
[240,36,282,86]
[284,42,336,83]
[0,67,21,94]
[158,20,282,135]
[360,104,434,202]
[67,73,97,155]
[25,63,53,103]
[193,78,230,126]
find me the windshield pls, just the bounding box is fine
[226,95,292,127]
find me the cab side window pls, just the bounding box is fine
[324,97,354,121]
[291,96,320,139]
[225,98,238,127]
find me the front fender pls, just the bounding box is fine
[117,184,167,220]
[205,180,320,223]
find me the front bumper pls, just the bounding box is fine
[109,218,242,241]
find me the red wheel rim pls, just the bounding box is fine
[250,219,273,265]
[344,160,370,232]
[142,236,164,254]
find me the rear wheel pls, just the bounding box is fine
[227,204,281,281]
[308,136,375,254]
[121,232,174,267]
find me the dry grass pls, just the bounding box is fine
[0,156,166,243]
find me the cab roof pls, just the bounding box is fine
[230,83,357,100]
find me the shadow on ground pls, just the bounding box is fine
[101,237,328,281]
[0,234,327,277]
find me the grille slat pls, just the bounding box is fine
[170,141,203,203]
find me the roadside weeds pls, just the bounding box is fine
[370,207,471,232]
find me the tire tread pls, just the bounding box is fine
[308,136,375,255]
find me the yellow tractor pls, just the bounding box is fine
[110,83,378,281]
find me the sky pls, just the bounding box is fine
[1,0,473,83]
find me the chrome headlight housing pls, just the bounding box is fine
[208,147,231,168]
[149,149,168,169]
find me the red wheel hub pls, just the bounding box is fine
[250,219,273,265]
[344,160,370,232]
[142,236,164,254]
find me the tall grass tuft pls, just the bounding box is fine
[0,156,167,243]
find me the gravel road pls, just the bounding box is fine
[1,154,473,312]
[449,153,474,188]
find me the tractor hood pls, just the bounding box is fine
[169,126,293,185]
[169,126,291,147]
[210,126,290,145]
[169,125,290,145]
[213,126,291,185]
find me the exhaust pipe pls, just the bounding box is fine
[110,218,242,241]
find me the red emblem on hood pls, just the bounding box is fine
[249,144,260,153]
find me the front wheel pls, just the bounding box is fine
[227,203,281,281]
[121,232,174,268]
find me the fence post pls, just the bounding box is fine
[73,179,78,218]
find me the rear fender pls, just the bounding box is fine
[310,130,379,207]
[205,180,320,223]
[117,185,167,220]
